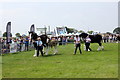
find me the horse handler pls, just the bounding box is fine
[85,36,92,51]
[74,35,82,54]
[35,37,43,57]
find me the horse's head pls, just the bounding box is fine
[79,33,88,42]
[30,32,38,41]
[79,33,88,38]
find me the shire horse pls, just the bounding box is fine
[46,36,58,55]
[79,33,104,51]
[117,35,120,41]
[29,32,58,56]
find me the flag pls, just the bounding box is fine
[6,22,11,44]
[30,24,35,32]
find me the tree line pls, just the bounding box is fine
[2,27,120,38]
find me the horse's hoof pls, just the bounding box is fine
[33,55,36,57]
[97,49,100,51]
[43,52,46,54]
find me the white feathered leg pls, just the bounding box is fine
[101,46,104,50]
[33,50,37,57]
[97,46,101,51]
[54,46,58,55]
[88,49,90,51]
[84,45,86,51]
[46,47,49,55]
[43,47,46,54]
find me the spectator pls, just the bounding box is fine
[20,36,24,52]
[102,35,106,43]
[62,36,66,45]
[24,36,29,51]
[58,36,62,45]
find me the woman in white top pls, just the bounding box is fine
[85,36,92,51]
[74,35,82,54]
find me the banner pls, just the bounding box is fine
[21,44,25,51]
[56,27,67,35]
[6,22,11,44]
[30,24,35,32]
[0,31,2,37]
[36,27,47,35]
[52,29,56,36]
[10,43,17,53]
[10,43,26,53]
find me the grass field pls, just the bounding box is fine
[0,56,2,79]
[1,43,118,78]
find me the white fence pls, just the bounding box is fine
[10,43,18,53]
[0,43,34,54]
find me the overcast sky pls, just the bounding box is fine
[0,0,118,36]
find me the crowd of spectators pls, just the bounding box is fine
[0,33,120,54]
[102,34,120,43]
[0,36,31,54]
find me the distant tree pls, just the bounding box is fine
[15,33,21,37]
[113,27,120,34]
[3,32,12,37]
[78,30,85,33]
[106,32,111,35]
[74,30,78,33]
[65,27,77,33]
[87,31,94,34]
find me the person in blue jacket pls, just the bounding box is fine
[35,37,43,57]
[24,36,29,51]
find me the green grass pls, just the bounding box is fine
[2,43,118,78]
[0,56,2,79]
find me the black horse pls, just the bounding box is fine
[29,32,47,56]
[79,33,104,51]
[117,35,120,41]
[29,32,58,55]
[29,32,48,46]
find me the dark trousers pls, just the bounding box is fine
[20,43,23,52]
[37,46,43,56]
[74,43,82,54]
[85,43,92,51]
[103,39,106,43]
[59,41,62,45]
[25,44,28,51]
